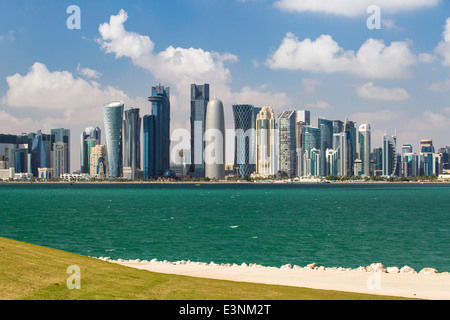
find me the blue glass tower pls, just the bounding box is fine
[123,108,141,175]
[103,101,124,178]
[145,85,170,178]
[190,84,209,177]
[232,104,258,178]
[143,114,155,179]
[318,118,333,177]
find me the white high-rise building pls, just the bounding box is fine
[358,122,371,176]
[255,106,278,178]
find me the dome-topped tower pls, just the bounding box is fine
[204,96,225,179]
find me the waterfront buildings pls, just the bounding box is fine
[336,119,355,177]
[123,108,141,180]
[190,84,210,178]
[145,85,171,178]
[52,141,68,178]
[51,128,70,175]
[255,106,278,177]
[232,104,259,178]
[383,133,397,177]
[279,110,298,178]
[204,96,225,179]
[318,118,333,177]
[303,126,320,177]
[80,127,101,174]
[103,101,124,179]
[90,144,107,179]
[358,122,371,177]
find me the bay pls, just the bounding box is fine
[0,182,449,272]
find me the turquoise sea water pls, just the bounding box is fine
[0,183,449,272]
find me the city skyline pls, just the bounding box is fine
[1,1,450,170]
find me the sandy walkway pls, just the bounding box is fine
[113,261,450,300]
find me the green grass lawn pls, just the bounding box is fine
[0,237,412,300]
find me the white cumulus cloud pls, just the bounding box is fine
[76,64,102,79]
[357,82,411,101]
[266,32,417,79]
[1,62,132,114]
[435,17,450,66]
[274,0,440,17]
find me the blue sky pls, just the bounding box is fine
[1,0,450,169]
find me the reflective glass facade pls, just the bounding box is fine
[190,84,209,177]
[103,101,124,178]
[146,85,171,178]
[383,134,397,177]
[233,104,257,178]
[318,118,333,177]
[80,127,101,173]
[143,115,155,179]
[123,108,141,173]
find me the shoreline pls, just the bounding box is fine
[1,180,450,184]
[98,258,450,300]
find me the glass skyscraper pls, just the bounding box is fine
[123,107,141,179]
[145,85,170,178]
[80,127,101,174]
[279,110,297,178]
[303,126,320,177]
[383,133,397,177]
[232,104,258,178]
[51,128,70,175]
[358,122,371,177]
[103,101,124,178]
[318,118,333,177]
[190,83,209,177]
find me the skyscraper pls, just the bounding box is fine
[232,104,258,178]
[190,84,210,177]
[383,133,397,177]
[279,110,297,178]
[256,106,278,178]
[297,110,310,126]
[103,101,124,178]
[123,108,141,179]
[90,144,107,179]
[204,96,225,179]
[358,122,371,176]
[143,114,155,179]
[80,127,101,174]
[30,133,45,177]
[336,120,355,177]
[52,141,68,178]
[303,126,320,177]
[145,85,171,178]
[51,128,70,174]
[318,118,333,177]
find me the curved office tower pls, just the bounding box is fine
[204,97,225,179]
[103,101,124,178]
[383,133,397,177]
